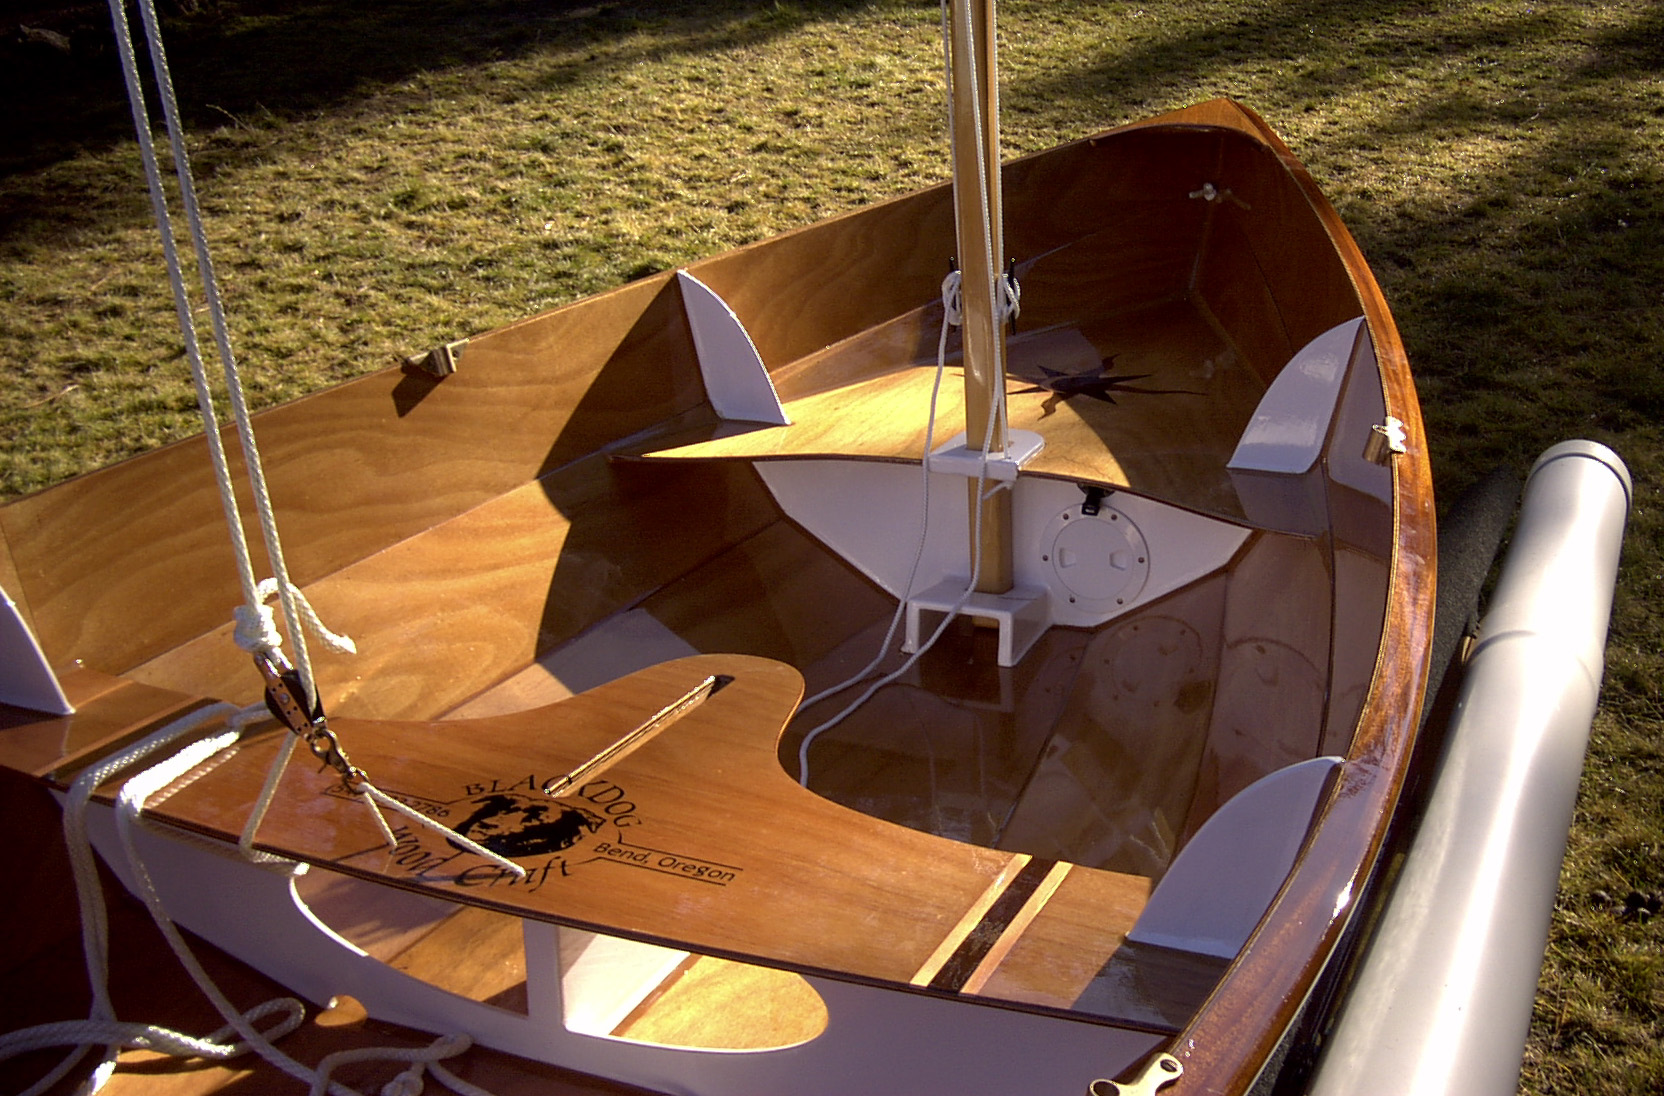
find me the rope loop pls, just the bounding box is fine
[234,578,358,657]
[998,268,1021,325]
[93,4,502,1092]
[940,269,964,326]
[368,1035,477,1096]
[937,268,1019,330]
[312,1034,477,1096]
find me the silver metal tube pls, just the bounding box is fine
[1308,440,1631,1096]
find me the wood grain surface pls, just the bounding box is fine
[0,98,1436,1096]
[1155,99,1438,1096]
[135,654,1151,1021]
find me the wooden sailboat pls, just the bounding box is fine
[1,5,1437,1094]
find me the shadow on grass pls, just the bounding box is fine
[0,0,880,180]
[1374,5,1664,493]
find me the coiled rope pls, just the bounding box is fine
[0,705,310,1095]
[1,705,499,1096]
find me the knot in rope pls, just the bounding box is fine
[372,1036,475,1096]
[232,600,283,656]
[940,269,964,326]
[233,578,357,657]
[938,268,1020,329]
[998,268,1021,325]
[312,1033,477,1096]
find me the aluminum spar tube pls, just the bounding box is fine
[1307,440,1632,1096]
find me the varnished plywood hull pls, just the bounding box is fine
[0,100,1433,1096]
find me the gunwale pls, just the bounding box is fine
[1156,100,1436,1095]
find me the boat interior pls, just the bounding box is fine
[0,104,1411,1084]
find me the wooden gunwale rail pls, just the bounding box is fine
[1157,101,1436,1096]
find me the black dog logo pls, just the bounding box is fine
[450,793,604,858]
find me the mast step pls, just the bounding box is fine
[904,579,1049,668]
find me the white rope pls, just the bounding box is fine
[998,266,1021,325]
[939,0,1012,378]
[111,0,328,707]
[794,284,954,783]
[67,8,513,1093]
[230,702,524,879]
[102,0,259,618]
[103,0,513,888]
[233,710,352,869]
[102,0,337,862]
[941,267,964,325]
[237,732,314,856]
[313,1034,496,1096]
[797,271,1006,782]
[0,702,514,1094]
[235,578,359,658]
[0,1006,306,1066]
[0,705,311,1096]
[357,781,526,877]
[109,0,502,890]
[798,4,1018,782]
[939,266,1017,330]
[108,728,394,1096]
[234,731,529,881]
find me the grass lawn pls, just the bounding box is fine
[2,1,1660,1091]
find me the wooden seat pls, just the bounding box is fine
[628,295,1263,523]
[123,654,1152,1021]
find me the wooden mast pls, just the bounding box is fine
[947,0,1014,594]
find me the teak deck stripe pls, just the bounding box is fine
[926,856,1061,993]
[959,860,1074,995]
[910,853,1033,987]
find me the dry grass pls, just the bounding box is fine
[2,1,1661,1092]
